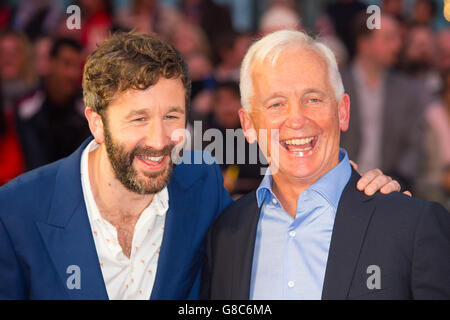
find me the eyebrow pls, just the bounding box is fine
[303,88,327,96]
[262,92,287,105]
[262,88,327,105]
[125,109,148,119]
[126,106,185,118]
[167,106,185,114]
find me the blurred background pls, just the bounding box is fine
[0,0,449,209]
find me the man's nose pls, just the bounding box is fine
[146,118,168,150]
[285,104,308,129]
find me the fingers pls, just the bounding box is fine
[366,175,398,196]
[356,168,383,192]
[380,179,401,195]
[402,190,412,197]
[349,160,359,172]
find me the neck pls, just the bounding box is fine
[270,153,340,219]
[88,144,154,219]
[355,56,384,88]
[271,175,307,219]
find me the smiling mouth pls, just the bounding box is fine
[135,155,168,171]
[280,136,318,153]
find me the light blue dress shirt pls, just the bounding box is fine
[250,148,352,300]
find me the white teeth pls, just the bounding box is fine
[142,156,164,162]
[284,137,314,146]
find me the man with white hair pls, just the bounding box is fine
[201,30,450,300]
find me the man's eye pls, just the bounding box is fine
[271,103,282,108]
[309,98,321,103]
[165,115,178,120]
[133,117,146,122]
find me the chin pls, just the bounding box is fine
[126,163,174,195]
[277,152,329,180]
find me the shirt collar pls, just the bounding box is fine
[256,148,352,210]
[150,186,169,216]
[256,168,275,208]
[307,149,351,209]
[81,139,102,222]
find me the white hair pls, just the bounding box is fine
[240,29,345,113]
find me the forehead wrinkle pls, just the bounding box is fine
[252,47,337,107]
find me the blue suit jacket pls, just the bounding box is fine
[0,137,232,299]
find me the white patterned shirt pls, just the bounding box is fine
[80,140,168,300]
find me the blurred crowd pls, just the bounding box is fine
[0,0,449,208]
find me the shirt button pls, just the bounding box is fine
[288,281,295,288]
[289,231,296,237]
[272,198,278,205]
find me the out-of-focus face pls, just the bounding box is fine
[405,27,434,65]
[0,35,25,81]
[79,0,106,15]
[364,16,402,67]
[171,22,201,57]
[436,30,450,72]
[382,0,403,16]
[186,53,212,80]
[239,46,350,187]
[50,46,82,97]
[413,0,434,25]
[98,78,186,195]
[85,23,110,56]
[214,87,241,129]
[232,34,252,67]
[34,37,52,77]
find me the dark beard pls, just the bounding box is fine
[103,123,175,195]
[404,61,431,75]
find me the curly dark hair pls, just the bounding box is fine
[82,31,191,117]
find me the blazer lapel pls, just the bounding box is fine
[36,138,109,299]
[322,169,375,300]
[150,157,206,300]
[230,192,261,299]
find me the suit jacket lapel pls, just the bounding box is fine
[36,138,109,299]
[230,192,261,299]
[150,157,206,300]
[322,169,375,299]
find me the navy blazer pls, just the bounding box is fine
[0,137,232,299]
[201,169,450,300]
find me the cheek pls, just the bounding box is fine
[113,126,145,149]
[309,111,340,143]
[322,118,340,137]
[255,120,281,146]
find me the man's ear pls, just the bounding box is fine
[238,108,257,144]
[338,93,350,132]
[85,107,105,144]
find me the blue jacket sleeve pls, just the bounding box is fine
[214,163,233,218]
